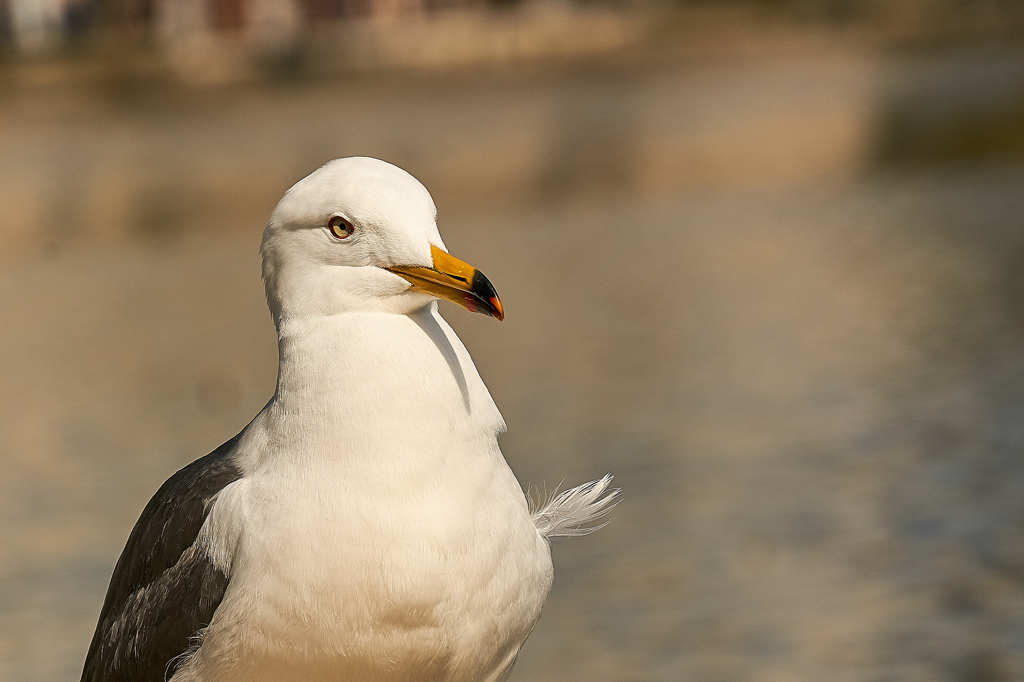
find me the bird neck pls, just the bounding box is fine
[253,304,505,468]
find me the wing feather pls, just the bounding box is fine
[82,435,243,682]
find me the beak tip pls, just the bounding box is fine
[489,296,505,321]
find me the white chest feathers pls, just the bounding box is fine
[176,455,552,682]
[172,310,553,681]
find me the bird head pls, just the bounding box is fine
[260,157,503,326]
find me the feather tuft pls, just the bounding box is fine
[531,474,620,539]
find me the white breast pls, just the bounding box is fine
[172,307,553,682]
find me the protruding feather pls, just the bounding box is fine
[531,474,620,539]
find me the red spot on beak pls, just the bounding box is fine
[489,296,505,321]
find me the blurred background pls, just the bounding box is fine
[3,0,1024,680]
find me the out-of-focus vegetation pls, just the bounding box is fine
[2,2,1024,681]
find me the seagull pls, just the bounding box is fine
[82,157,619,682]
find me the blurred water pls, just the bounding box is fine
[2,35,1024,682]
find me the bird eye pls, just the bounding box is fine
[328,215,355,240]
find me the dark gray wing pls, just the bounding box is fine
[82,435,243,682]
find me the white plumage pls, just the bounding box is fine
[105,157,618,681]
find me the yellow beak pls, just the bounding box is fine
[387,244,504,321]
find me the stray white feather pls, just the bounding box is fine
[532,474,621,538]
